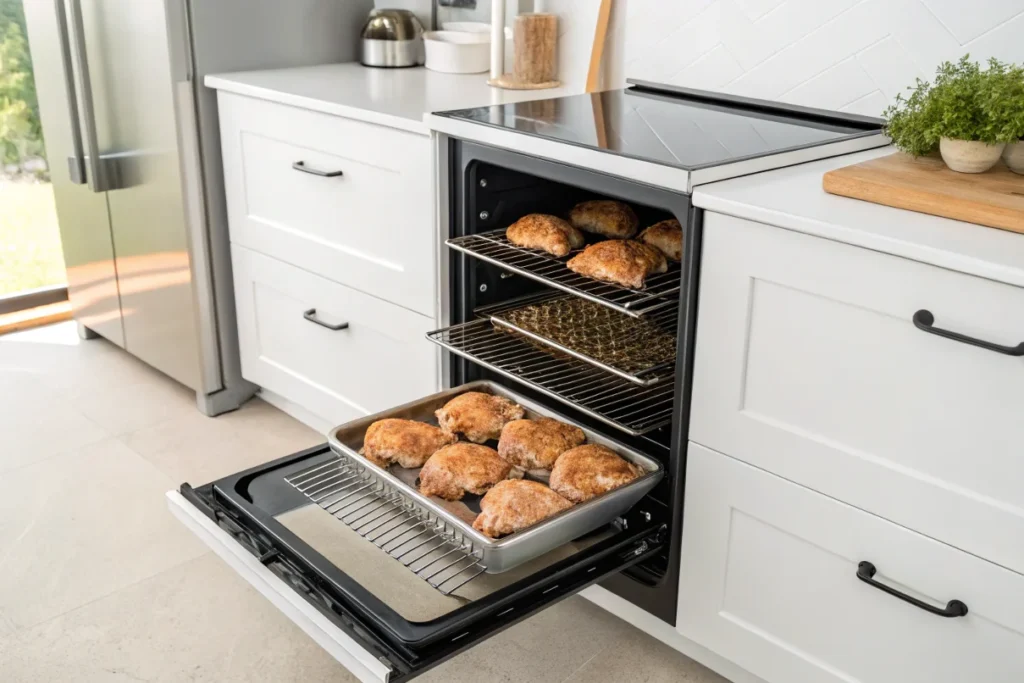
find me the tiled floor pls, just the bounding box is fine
[0,322,729,683]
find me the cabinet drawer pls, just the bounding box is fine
[678,443,1024,683]
[232,245,438,425]
[218,93,435,316]
[690,213,1024,573]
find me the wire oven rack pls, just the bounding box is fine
[426,318,676,436]
[485,293,678,387]
[447,230,681,318]
[285,456,487,596]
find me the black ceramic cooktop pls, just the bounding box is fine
[438,83,880,171]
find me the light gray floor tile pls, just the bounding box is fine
[561,620,730,683]
[69,372,199,436]
[2,322,199,436]
[0,554,353,683]
[0,369,109,473]
[121,397,323,485]
[0,439,207,629]
[418,597,649,683]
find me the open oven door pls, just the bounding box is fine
[167,443,665,683]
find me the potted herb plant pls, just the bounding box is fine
[983,60,1024,174]
[884,56,1021,173]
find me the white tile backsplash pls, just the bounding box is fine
[412,0,1021,110]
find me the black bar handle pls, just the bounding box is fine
[913,310,1024,356]
[856,561,968,618]
[292,160,343,178]
[303,308,349,331]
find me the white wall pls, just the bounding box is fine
[392,0,1023,112]
[617,0,1024,116]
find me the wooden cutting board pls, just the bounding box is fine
[822,152,1024,234]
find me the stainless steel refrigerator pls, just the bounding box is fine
[24,0,373,415]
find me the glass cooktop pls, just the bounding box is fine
[437,81,882,172]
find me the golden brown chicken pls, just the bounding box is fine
[549,444,644,503]
[506,214,585,257]
[497,418,586,470]
[638,219,683,262]
[360,418,456,469]
[566,240,668,290]
[569,200,639,239]
[435,391,525,443]
[418,443,514,501]
[472,479,574,538]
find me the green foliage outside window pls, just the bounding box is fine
[0,0,44,167]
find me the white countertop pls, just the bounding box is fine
[205,62,577,136]
[692,147,1024,288]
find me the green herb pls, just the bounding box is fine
[981,60,1024,142]
[883,55,1024,157]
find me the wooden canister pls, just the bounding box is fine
[513,13,558,85]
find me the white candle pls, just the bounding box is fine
[490,0,506,80]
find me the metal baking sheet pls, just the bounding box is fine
[327,380,663,573]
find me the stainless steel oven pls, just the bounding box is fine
[169,84,885,682]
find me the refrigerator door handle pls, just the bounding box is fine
[66,0,109,192]
[53,0,86,185]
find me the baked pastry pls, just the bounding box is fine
[497,418,586,470]
[418,443,514,501]
[569,200,639,239]
[638,219,683,262]
[506,214,585,257]
[566,240,668,290]
[435,391,526,443]
[472,479,573,538]
[549,444,644,503]
[360,418,456,469]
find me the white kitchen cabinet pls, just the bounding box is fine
[231,245,438,426]
[689,212,1024,575]
[217,92,435,317]
[677,442,1024,683]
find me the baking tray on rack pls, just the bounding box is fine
[323,381,663,574]
[484,293,678,387]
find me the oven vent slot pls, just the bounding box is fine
[447,229,681,318]
[285,456,488,596]
[426,319,675,436]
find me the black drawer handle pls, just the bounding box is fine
[303,308,349,331]
[913,310,1024,356]
[856,561,968,618]
[292,160,343,178]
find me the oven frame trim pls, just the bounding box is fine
[445,138,703,624]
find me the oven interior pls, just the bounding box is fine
[444,140,701,624]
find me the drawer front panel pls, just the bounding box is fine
[232,245,438,425]
[690,212,1024,572]
[678,443,1024,683]
[219,93,434,316]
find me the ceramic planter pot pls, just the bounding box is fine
[939,138,1005,173]
[1003,141,1024,175]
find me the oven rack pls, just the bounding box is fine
[447,229,681,318]
[484,293,678,387]
[426,318,675,436]
[285,456,487,596]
